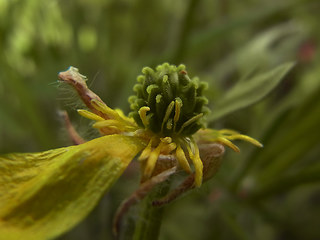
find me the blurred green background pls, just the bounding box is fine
[0,0,320,239]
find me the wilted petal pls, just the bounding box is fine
[0,135,145,240]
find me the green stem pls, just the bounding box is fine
[132,182,170,240]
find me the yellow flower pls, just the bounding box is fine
[0,64,262,240]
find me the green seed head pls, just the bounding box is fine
[129,63,209,136]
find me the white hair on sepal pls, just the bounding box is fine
[55,79,86,111]
[55,108,101,146]
[55,77,103,142]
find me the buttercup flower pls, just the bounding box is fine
[0,63,262,240]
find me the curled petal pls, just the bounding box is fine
[216,137,240,152]
[175,144,192,173]
[196,129,262,152]
[138,106,150,128]
[138,138,154,161]
[217,129,239,135]
[226,134,263,148]
[143,144,162,179]
[187,143,203,187]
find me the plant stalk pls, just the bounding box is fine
[132,182,170,240]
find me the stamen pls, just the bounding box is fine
[178,113,203,135]
[175,144,191,173]
[173,98,182,132]
[187,141,203,187]
[138,106,150,128]
[166,119,173,130]
[161,101,175,132]
[77,109,105,121]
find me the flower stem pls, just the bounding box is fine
[132,182,170,240]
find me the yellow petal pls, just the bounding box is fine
[138,138,154,161]
[217,129,239,135]
[91,99,120,120]
[226,134,263,147]
[161,142,177,155]
[77,109,105,121]
[144,144,162,179]
[187,143,203,187]
[175,144,191,173]
[138,106,150,128]
[216,137,240,152]
[92,120,137,132]
[115,108,135,123]
[0,135,145,240]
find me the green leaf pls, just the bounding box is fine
[0,135,145,240]
[208,62,295,122]
[250,161,320,200]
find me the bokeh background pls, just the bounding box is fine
[0,0,320,239]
